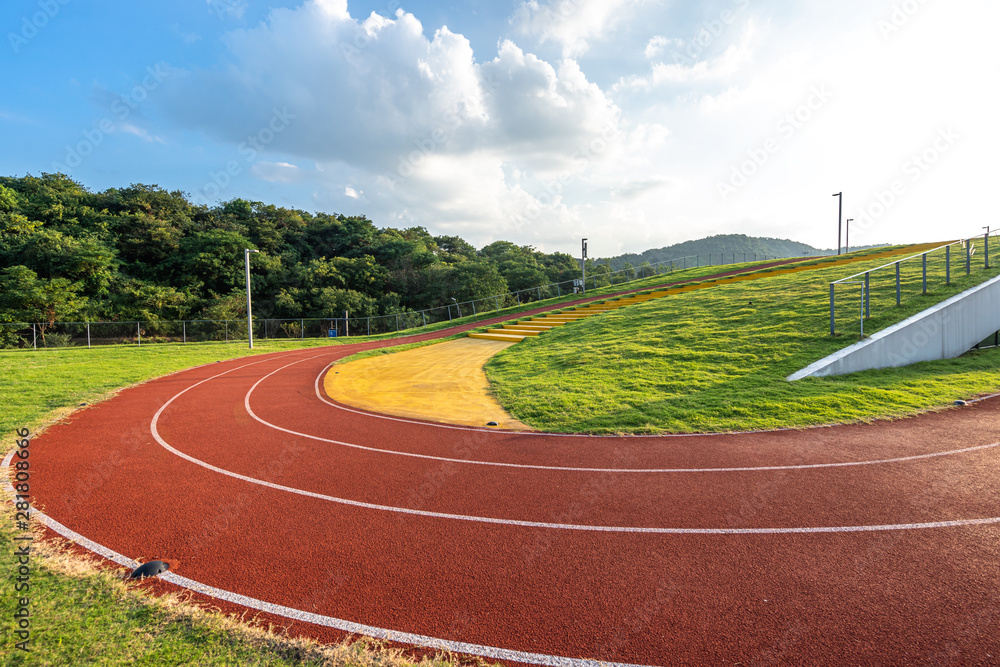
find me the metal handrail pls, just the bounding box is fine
[830,240,961,284]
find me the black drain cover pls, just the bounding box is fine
[130,560,170,579]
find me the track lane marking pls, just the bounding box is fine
[233,357,1000,473]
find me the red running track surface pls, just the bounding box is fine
[12,272,1000,666]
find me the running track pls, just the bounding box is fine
[13,270,1000,666]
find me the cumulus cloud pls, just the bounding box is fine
[156,0,625,248]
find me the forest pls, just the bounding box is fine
[0,173,586,336]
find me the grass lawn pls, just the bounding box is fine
[485,247,1000,434]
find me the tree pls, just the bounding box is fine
[0,265,85,341]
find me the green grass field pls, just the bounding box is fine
[486,248,1000,434]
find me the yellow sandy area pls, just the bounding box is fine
[324,337,533,430]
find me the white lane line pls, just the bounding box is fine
[230,358,1000,473]
[146,368,1000,534]
[0,450,655,667]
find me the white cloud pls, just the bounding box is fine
[252,161,301,183]
[206,0,247,20]
[121,124,166,144]
[513,0,638,58]
[344,185,361,199]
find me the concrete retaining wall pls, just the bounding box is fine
[788,272,1000,380]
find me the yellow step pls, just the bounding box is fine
[516,321,562,328]
[492,328,541,336]
[468,332,526,342]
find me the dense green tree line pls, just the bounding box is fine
[0,174,581,331]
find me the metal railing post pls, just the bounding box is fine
[137,322,141,347]
[422,312,427,327]
[895,262,901,305]
[922,253,927,294]
[864,272,870,318]
[225,320,229,342]
[33,323,36,350]
[183,321,186,343]
[367,318,370,336]
[986,232,991,269]
[946,245,951,284]
[87,321,91,349]
[395,314,399,331]
[830,284,835,336]
[967,240,971,275]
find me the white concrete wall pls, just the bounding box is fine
[788,272,1000,380]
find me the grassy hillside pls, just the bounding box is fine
[486,248,1000,433]
[598,233,834,270]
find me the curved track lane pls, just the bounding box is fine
[12,278,1000,666]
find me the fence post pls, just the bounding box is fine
[946,245,951,284]
[967,240,971,275]
[367,318,370,336]
[422,311,426,327]
[183,321,186,343]
[864,272,870,318]
[137,322,141,347]
[395,314,399,332]
[225,320,229,342]
[985,232,990,269]
[447,305,452,321]
[87,322,91,349]
[472,300,477,316]
[922,254,927,295]
[896,262,901,306]
[495,296,500,311]
[829,284,835,336]
[537,286,542,301]
[301,319,304,338]
[33,323,36,350]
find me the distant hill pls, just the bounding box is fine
[597,234,881,270]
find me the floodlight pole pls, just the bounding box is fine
[245,249,260,349]
[846,219,853,254]
[833,192,843,255]
[581,238,588,294]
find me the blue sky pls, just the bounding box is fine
[2,0,997,257]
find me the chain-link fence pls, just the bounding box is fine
[0,251,785,349]
[829,233,999,337]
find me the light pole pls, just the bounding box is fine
[833,192,842,255]
[245,249,260,349]
[846,219,853,254]
[581,238,588,294]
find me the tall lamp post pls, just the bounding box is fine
[833,192,843,255]
[581,238,588,294]
[245,248,260,349]
[846,219,853,254]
